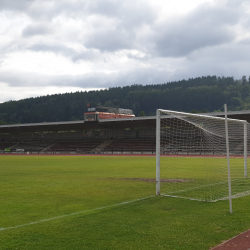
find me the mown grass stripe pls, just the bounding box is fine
[0,195,155,232]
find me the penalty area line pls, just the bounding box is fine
[0,195,155,232]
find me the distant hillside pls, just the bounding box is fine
[0,75,250,124]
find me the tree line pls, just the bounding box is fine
[0,75,250,124]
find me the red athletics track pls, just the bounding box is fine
[1,153,156,157]
[0,153,246,158]
[210,229,250,250]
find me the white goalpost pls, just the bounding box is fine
[156,105,249,213]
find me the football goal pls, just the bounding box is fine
[156,107,250,212]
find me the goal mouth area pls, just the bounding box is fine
[156,108,249,208]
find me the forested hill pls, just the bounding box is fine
[1,75,250,124]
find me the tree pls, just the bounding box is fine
[242,75,247,85]
[0,75,249,123]
[139,111,146,116]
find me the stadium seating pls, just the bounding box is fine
[1,136,247,155]
[47,139,104,153]
[103,138,156,154]
[0,142,14,150]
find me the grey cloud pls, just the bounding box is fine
[171,42,250,81]
[1,0,250,103]
[0,67,169,89]
[0,0,34,11]
[1,48,250,97]
[0,0,68,20]
[0,70,103,88]
[0,70,45,87]
[226,0,249,8]
[87,0,155,27]
[241,9,250,28]
[47,0,155,27]
[28,43,76,56]
[71,50,100,62]
[22,24,53,37]
[3,0,155,27]
[1,0,154,53]
[154,25,234,58]
[74,68,168,88]
[189,41,250,64]
[1,0,155,51]
[0,0,68,21]
[126,53,149,61]
[84,27,134,52]
[27,43,100,62]
[152,4,240,58]
[86,0,120,17]
[83,0,155,52]
[0,40,29,56]
[239,38,250,45]
[106,68,169,87]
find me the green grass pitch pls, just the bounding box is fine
[1,155,250,249]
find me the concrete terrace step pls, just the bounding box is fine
[41,142,56,152]
[90,140,114,153]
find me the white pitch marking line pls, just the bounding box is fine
[0,195,155,232]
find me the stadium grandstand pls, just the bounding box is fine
[1,109,250,155]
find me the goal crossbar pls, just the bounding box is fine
[158,109,247,124]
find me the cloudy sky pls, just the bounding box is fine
[0,0,250,103]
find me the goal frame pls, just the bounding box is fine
[156,108,248,212]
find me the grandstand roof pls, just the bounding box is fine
[1,110,250,133]
[204,110,250,122]
[0,116,156,133]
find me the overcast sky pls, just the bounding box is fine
[0,0,250,103]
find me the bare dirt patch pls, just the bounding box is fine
[121,178,193,183]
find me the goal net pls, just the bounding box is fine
[156,109,250,203]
